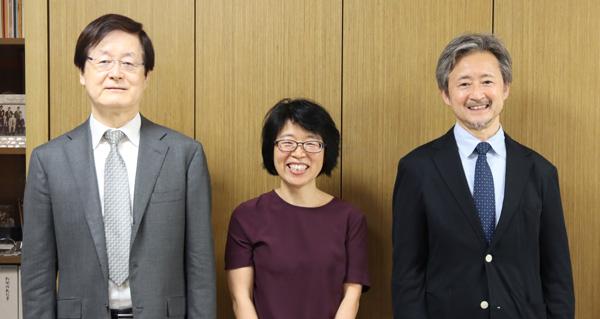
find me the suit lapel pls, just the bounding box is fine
[131,117,169,243]
[64,120,108,280]
[432,129,487,246]
[491,135,532,246]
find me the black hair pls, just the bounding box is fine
[261,98,340,176]
[74,13,155,76]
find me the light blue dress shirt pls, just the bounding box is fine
[453,124,506,225]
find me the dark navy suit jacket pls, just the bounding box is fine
[392,128,574,319]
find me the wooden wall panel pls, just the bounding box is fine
[495,1,600,317]
[48,0,195,138]
[24,0,48,164]
[196,1,342,317]
[342,1,492,317]
[27,1,597,318]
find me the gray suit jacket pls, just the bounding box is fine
[21,116,216,319]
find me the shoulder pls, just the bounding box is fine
[329,198,367,223]
[507,136,557,175]
[141,116,205,156]
[396,132,450,177]
[400,141,436,166]
[231,191,275,220]
[400,132,450,165]
[331,198,363,214]
[30,122,87,159]
[143,119,199,146]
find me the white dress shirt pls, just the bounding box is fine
[453,123,506,225]
[90,113,140,309]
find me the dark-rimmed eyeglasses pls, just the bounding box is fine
[274,139,325,153]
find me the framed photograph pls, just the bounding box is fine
[0,94,26,148]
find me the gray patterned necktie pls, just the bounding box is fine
[103,129,131,286]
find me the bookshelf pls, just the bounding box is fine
[0,255,20,265]
[0,148,24,155]
[0,28,25,264]
[1,4,26,318]
[0,38,24,45]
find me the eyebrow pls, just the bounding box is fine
[456,73,496,81]
[94,49,139,57]
[277,133,321,139]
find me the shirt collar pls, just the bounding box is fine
[90,113,141,148]
[453,122,506,159]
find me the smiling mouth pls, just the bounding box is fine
[467,103,490,110]
[287,163,309,172]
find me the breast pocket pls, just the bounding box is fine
[150,189,184,203]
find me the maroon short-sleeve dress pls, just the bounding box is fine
[225,191,370,319]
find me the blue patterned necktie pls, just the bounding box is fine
[473,142,495,244]
[103,129,132,286]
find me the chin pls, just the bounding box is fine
[282,177,314,189]
[463,114,491,128]
[467,121,488,130]
[98,100,134,109]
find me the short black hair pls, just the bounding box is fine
[74,13,155,76]
[262,98,340,176]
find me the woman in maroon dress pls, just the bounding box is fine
[225,98,370,319]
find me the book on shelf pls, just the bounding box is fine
[18,267,21,319]
[0,265,20,318]
[0,0,23,39]
[0,0,4,38]
[0,94,25,147]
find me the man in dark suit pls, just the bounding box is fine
[21,14,216,318]
[391,33,574,319]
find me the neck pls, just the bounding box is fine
[92,107,138,128]
[275,181,332,208]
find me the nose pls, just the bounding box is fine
[291,143,307,157]
[469,83,486,100]
[107,62,124,79]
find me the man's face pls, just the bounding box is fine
[442,51,509,137]
[79,30,148,116]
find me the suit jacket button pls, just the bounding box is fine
[485,254,493,263]
[480,300,489,309]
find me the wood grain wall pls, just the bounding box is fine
[495,1,600,317]
[48,0,195,138]
[342,1,491,317]
[196,1,342,317]
[23,1,598,318]
[24,0,48,160]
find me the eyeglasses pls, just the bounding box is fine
[87,56,144,73]
[274,139,325,153]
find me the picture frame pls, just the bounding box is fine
[0,94,26,148]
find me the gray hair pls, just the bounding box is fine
[436,33,512,93]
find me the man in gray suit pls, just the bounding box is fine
[21,14,216,318]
